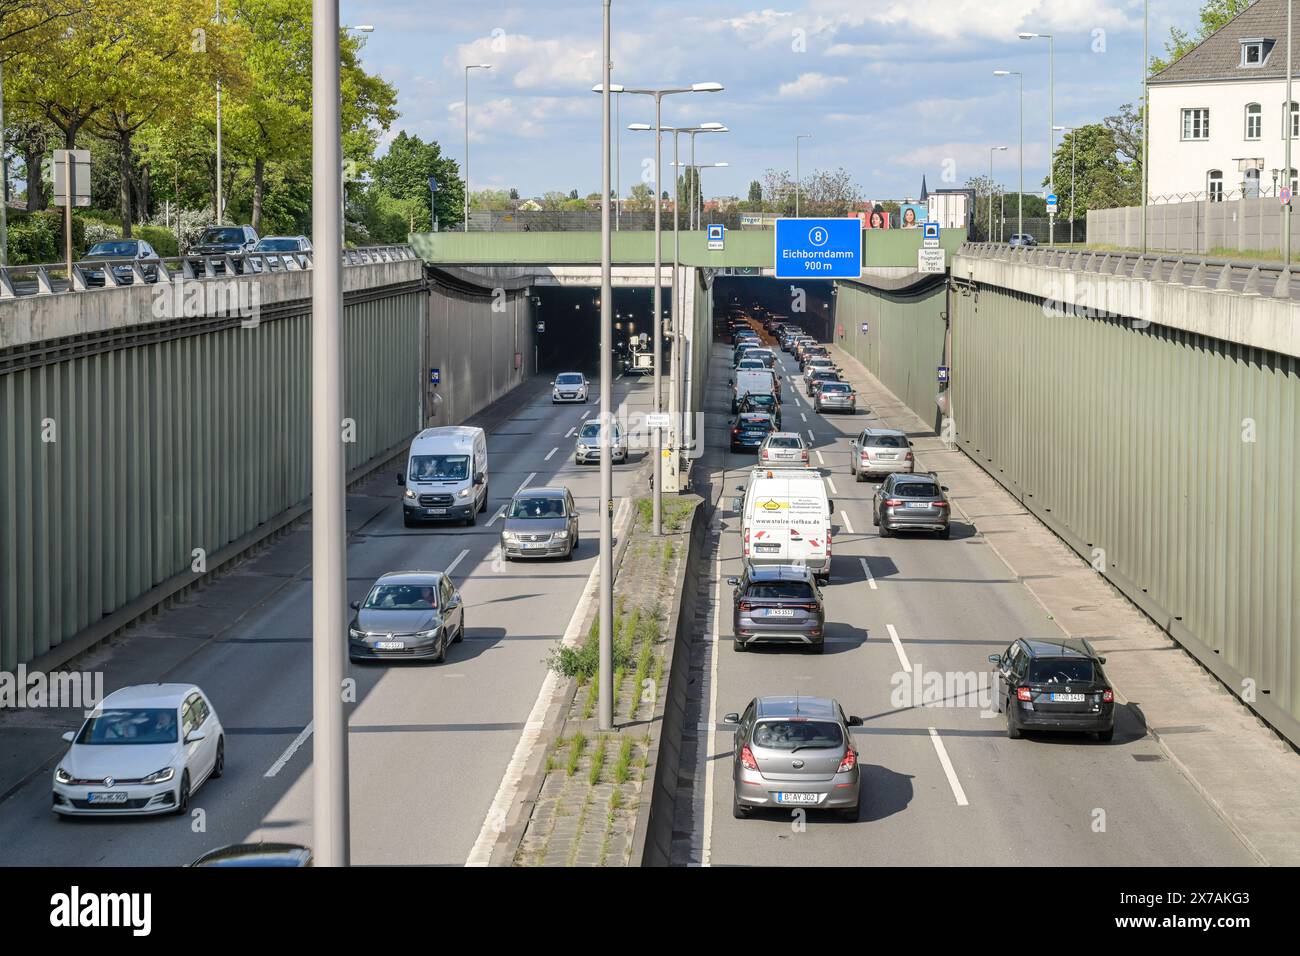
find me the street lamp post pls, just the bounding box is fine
[795,133,812,216]
[310,0,349,868]
[989,146,1008,241]
[675,160,730,231]
[1055,125,1077,245]
[1141,0,1150,254]
[1019,32,1054,244]
[1285,0,1294,268]
[598,0,614,732]
[994,70,1024,240]
[464,63,492,232]
[604,81,723,536]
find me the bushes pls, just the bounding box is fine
[8,211,85,265]
[136,225,178,257]
[83,219,123,247]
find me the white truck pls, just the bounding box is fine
[733,466,834,583]
[730,367,780,413]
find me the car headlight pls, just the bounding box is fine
[404,489,416,500]
[416,627,440,638]
[551,532,569,541]
[349,627,364,639]
[502,531,518,541]
[457,488,471,499]
[55,767,73,785]
[141,767,175,785]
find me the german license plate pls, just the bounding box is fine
[775,792,819,805]
[88,792,129,804]
[426,508,447,516]
[878,454,897,460]
[376,641,404,650]
[1050,693,1085,702]
[523,542,546,549]
[766,608,795,617]
[906,502,929,509]
[754,544,781,553]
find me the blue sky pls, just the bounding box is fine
[343,1,1203,201]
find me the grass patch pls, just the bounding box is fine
[566,732,587,776]
[614,736,634,785]
[635,496,696,533]
[588,735,608,786]
[548,615,634,680]
[610,788,623,811]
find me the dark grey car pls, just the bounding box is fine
[728,565,825,652]
[501,487,580,560]
[872,472,952,538]
[348,571,464,663]
[83,239,160,286]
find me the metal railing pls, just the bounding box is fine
[0,244,419,299]
[958,241,1300,298]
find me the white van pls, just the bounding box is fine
[730,368,780,413]
[734,467,834,583]
[399,426,490,527]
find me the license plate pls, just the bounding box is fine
[775,792,820,805]
[522,542,546,549]
[906,502,929,509]
[426,508,447,515]
[88,792,129,804]
[877,454,897,460]
[754,544,781,553]
[376,641,405,650]
[1050,693,1085,702]
[766,608,796,617]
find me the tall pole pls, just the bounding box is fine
[310,0,350,868]
[215,0,223,222]
[0,61,7,265]
[616,92,621,231]
[1141,0,1149,254]
[598,0,614,732]
[651,94,663,536]
[1286,0,1294,264]
[464,67,470,231]
[1048,36,1055,245]
[669,129,681,490]
[1017,73,1023,240]
[690,133,697,230]
[1070,132,1077,245]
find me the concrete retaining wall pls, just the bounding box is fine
[1088,197,1300,256]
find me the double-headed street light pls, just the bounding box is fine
[595,81,723,537]
[1019,31,1054,244]
[795,133,813,216]
[464,63,492,232]
[1054,126,1077,245]
[685,125,730,228]
[993,70,1024,241]
[673,159,731,230]
[988,146,1008,240]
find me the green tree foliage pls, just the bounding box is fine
[1046,124,1140,216]
[1150,0,1256,73]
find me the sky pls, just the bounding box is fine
[343,0,1204,202]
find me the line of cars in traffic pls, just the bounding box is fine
[717,310,1117,822]
[80,226,314,286]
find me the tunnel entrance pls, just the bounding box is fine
[532,284,670,374]
[712,276,835,342]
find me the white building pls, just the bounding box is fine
[1148,0,1300,201]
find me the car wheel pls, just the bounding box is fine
[733,638,746,652]
[465,507,476,527]
[810,641,825,655]
[403,514,416,528]
[434,631,448,664]
[176,771,191,815]
[879,522,891,538]
[1006,700,1022,740]
[212,737,225,779]
[1096,727,1114,743]
[939,525,951,540]
[563,542,574,561]
[732,791,751,819]
[840,800,860,823]
[871,508,879,525]
[855,467,865,483]
[454,617,465,643]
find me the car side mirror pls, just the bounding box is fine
[987,654,1001,665]
[726,576,740,587]
[729,496,742,511]
[1099,656,1107,665]
[185,731,207,744]
[475,472,485,485]
[723,713,740,725]
[62,731,76,743]
[827,499,834,513]
[941,486,950,493]
[848,716,864,727]
[396,473,405,486]
[350,600,361,610]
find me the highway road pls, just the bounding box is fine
[0,371,650,866]
[683,334,1258,867]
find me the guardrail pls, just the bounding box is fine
[0,244,419,299]
[958,241,1300,299]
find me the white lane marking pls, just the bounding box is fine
[807,429,816,444]
[580,410,592,421]
[859,557,878,591]
[800,412,808,423]
[466,497,632,866]
[486,506,506,527]
[825,477,838,495]
[265,721,313,779]
[544,447,558,461]
[928,728,970,807]
[564,427,577,438]
[815,450,826,466]
[840,510,855,535]
[514,472,537,495]
[886,623,912,674]
[701,521,723,868]
[445,548,470,578]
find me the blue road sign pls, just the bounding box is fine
[923,222,940,241]
[937,366,950,384]
[774,218,862,280]
[430,367,441,385]
[1046,193,1058,213]
[707,223,725,250]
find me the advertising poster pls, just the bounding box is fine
[900,203,926,228]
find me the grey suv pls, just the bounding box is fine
[725,696,863,820]
[728,565,825,652]
[872,472,951,538]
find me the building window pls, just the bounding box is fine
[1208,170,1223,202]
[1242,42,1263,66]
[1244,167,1261,197]
[1182,108,1210,140]
[1286,102,1300,139]
[1245,103,1262,139]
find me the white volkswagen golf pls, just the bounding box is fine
[52,683,225,817]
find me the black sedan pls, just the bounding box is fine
[990,638,1116,741]
[82,239,160,286]
[729,412,774,453]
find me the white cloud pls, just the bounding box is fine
[778,72,847,98]
[450,32,602,92]
[807,0,1131,42]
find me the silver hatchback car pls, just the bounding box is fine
[574,420,627,464]
[726,696,863,821]
[501,487,581,560]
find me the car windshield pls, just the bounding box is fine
[363,584,438,610]
[867,434,906,447]
[579,422,619,440]
[86,241,139,257]
[556,374,584,385]
[76,708,178,745]
[752,719,843,752]
[821,383,851,394]
[201,228,245,244]
[747,581,815,599]
[409,454,469,481]
[255,238,301,251]
[510,496,566,518]
[894,482,939,498]
[744,395,775,407]
[768,436,802,448]
[1028,659,1096,684]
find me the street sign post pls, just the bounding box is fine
[938,365,950,384]
[774,218,863,280]
[707,223,725,251]
[1283,187,1293,206]
[922,221,940,249]
[429,368,441,386]
[1046,193,1058,215]
[918,248,946,274]
[53,149,91,281]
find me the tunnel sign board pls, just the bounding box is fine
[938,366,950,384]
[774,218,863,280]
[918,248,946,274]
[707,224,725,251]
[430,368,441,385]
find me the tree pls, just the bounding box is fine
[1045,124,1139,218]
[966,174,996,239]
[626,181,653,212]
[1150,0,1255,73]
[802,167,861,216]
[370,130,463,231]
[748,180,761,203]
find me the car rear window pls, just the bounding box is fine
[1028,659,1096,684]
[752,719,843,751]
[768,436,802,448]
[739,415,770,427]
[893,482,938,498]
[866,434,906,447]
[820,383,850,393]
[746,580,815,599]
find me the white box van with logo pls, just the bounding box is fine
[734,467,834,583]
[399,426,490,527]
